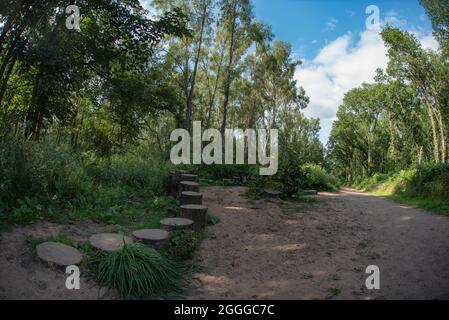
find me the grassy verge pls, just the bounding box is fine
[354,166,449,216]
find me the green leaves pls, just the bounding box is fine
[89,244,184,299]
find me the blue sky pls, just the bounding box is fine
[251,0,437,144]
[252,0,433,61]
[143,0,438,144]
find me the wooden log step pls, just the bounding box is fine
[303,190,318,195]
[180,204,208,230]
[160,217,194,231]
[179,181,200,193]
[36,242,83,268]
[89,233,133,252]
[181,191,203,205]
[131,229,169,249]
[264,189,282,197]
[179,173,198,182]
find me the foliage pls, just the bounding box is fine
[168,230,205,260]
[207,213,221,225]
[89,244,183,299]
[354,164,449,215]
[302,164,340,192]
[0,139,176,230]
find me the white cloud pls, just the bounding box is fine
[295,15,439,145]
[324,18,338,31]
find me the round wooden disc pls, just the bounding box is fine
[132,229,169,241]
[160,217,194,231]
[89,233,133,252]
[36,242,83,267]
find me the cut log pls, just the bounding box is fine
[36,242,83,268]
[303,190,318,195]
[181,191,203,205]
[160,217,194,231]
[89,233,133,252]
[264,189,282,197]
[131,229,169,249]
[180,204,208,230]
[179,181,200,194]
[180,173,198,182]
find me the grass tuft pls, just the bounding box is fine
[89,244,183,299]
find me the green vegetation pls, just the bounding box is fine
[28,232,79,249]
[328,1,449,210]
[0,139,178,230]
[207,213,221,225]
[354,165,449,215]
[168,230,205,260]
[89,244,184,299]
[327,288,341,299]
[302,164,340,192]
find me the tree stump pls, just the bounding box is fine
[264,189,282,198]
[180,204,208,230]
[131,229,169,249]
[179,173,198,182]
[160,217,194,231]
[36,242,83,268]
[89,233,133,252]
[181,191,203,205]
[179,181,200,194]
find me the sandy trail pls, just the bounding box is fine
[188,187,449,300]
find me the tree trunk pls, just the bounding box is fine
[220,4,237,137]
[425,102,441,163]
[184,0,209,132]
[0,56,16,106]
[436,108,447,163]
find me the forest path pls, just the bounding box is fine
[188,187,449,300]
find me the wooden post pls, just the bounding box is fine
[180,204,208,230]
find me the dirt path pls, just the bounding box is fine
[188,187,449,300]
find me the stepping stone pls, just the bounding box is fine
[179,181,200,193]
[36,242,83,268]
[131,229,169,249]
[179,174,198,182]
[180,204,208,230]
[181,191,203,205]
[89,233,133,252]
[264,189,282,197]
[160,217,194,231]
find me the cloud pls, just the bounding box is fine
[345,10,356,17]
[295,16,439,144]
[324,18,338,31]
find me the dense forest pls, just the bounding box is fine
[0,0,328,230]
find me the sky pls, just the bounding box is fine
[142,0,439,145]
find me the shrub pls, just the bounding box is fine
[302,164,339,192]
[89,244,183,299]
[168,230,205,260]
[275,147,305,197]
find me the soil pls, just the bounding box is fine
[1,187,448,300]
[0,220,110,300]
[188,187,449,300]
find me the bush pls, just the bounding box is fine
[354,164,449,201]
[302,164,340,192]
[0,139,176,229]
[89,244,183,299]
[168,230,205,260]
